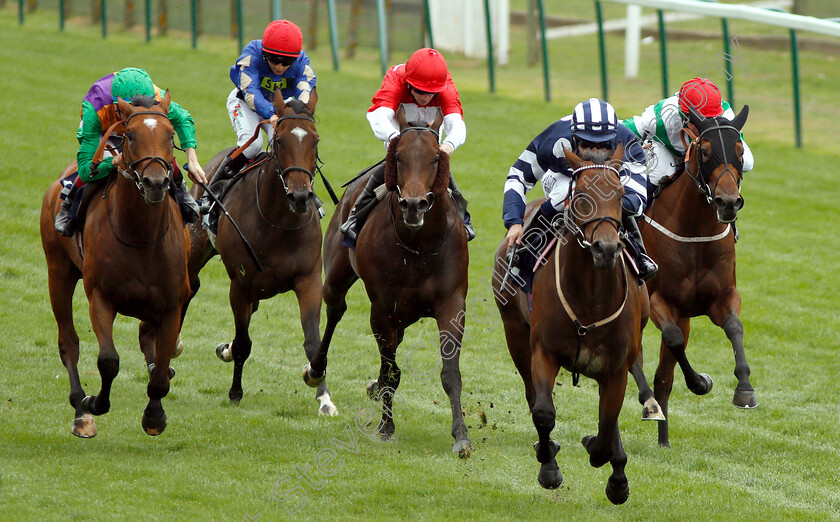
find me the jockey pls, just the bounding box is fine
[503,98,658,282]
[205,19,318,230]
[622,77,754,196]
[339,47,474,246]
[54,67,207,237]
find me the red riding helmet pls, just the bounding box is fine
[262,20,303,57]
[405,48,448,93]
[679,77,723,118]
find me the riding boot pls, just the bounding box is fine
[505,205,559,293]
[174,168,201,224]
[54,183,80,237]
[448,175,476,241]
[339,164,385,247]
[622,214,658,282]
[203,152,249,234]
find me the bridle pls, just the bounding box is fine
[562,164,623,249]
[683,119,744,205]
[117,110,175,195]
[394,125,440,210]
[268,113,319,192]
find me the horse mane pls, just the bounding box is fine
[129,95,158,109]
[383,131,450,196]
[284,98,313,118]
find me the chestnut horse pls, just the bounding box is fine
[318,106,472,456]
[183,97,335,414]
[40,92,189,437]
[494,145,650,504]
[630,105,755,448]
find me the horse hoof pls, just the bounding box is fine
[71,413,97,438]
[733,390,757,409]
[606,480,630,505]
[318,402,338,416]
[302,363,325,388]
[452,439,473,459]
[215,343,233,362]
[366,380,380,401]
[147,363,176,380]
[687,372,713,395]
[173,336,184,358]
[537,463,563,489]
[641,397,666,421]
[141,411,167,436]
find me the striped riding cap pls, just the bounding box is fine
[571,98,618,142]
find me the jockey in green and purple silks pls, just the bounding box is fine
[54,67,208,236]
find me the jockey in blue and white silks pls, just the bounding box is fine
[503,98,658,281]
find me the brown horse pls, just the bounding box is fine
[494,145,650,504]
[183,96,335,414]
[630,105,755,448]
[319,105,472,456]
[40,92,189,437]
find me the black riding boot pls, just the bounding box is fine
[339,164,385,247]
[54,183,80,237]
[203,152,248,234]
[622,214,658,282]
[448,175,476,241]
[173,169,200,224]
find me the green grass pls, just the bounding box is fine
[2,7,840,520]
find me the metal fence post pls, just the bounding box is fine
[59,0,65,30]
[327,0,340,71]
[657,9,668,98]
[145,0,151,42]
[721,18,734,107]
[595,1,607,102]
[484,0,496,93]
[101,0,107,38]
[272,0,282,20]
[423,0,434,48]
[376,0,388,76]
[790,29,802,148]
[537,0,550,102]
[18,0,23,24]
[191,0,197,48]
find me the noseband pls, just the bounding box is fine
[563,164,623,248]
[686,121,743,205]
[395,125,440,207]
[117,110,175,194]
[270,113,318,192]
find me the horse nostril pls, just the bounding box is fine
[286,192,296,204]
[399,199,409,210]
[307,191,314,202]
[591,240,604,254]
[736,197,744,210]
[417,200,429,212]
[714,196,725,209]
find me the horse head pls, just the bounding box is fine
[384,105,449,228]
[686,105,749,223]
[116,91,175,205]
[562,144,626,270]
[271,94,319,214]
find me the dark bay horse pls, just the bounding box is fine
[40,92,189,437]
[631,105,755,448]
[494,145,650,504]
[184,96,335,414]
[319,105,472,456]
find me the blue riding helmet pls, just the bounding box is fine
[571,98,618,143]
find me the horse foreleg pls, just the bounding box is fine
[660,317,713,396]
[226,282,254,403]
[630,354,665,421]
[530,344,562,489]
[369,309,401,441]
[85,291,119,419]
[436,302,472,458]
[710,295,756,409]
[47,262,91,437]
[295,271,336,416]
[142,310,179,436]
[605,425,630,505]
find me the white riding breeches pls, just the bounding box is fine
[226,88,274,160]
[645,140,682,187]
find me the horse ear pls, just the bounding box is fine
[686,105,705,129]
[159,89,171,114]
[609,142,625,166]
[396,104,408,130]
[431,107,444,134]
[306,87,318,114]
[274,93,287,115]
[116,97,133,119]
[563,146,584,169]
[730,104,749,131]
